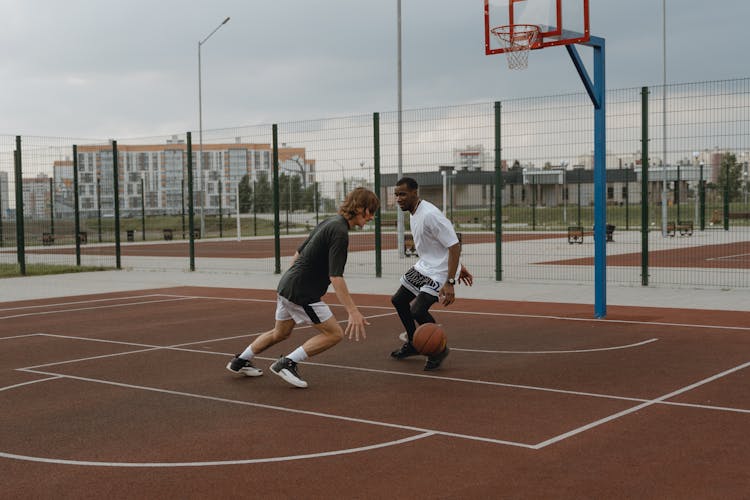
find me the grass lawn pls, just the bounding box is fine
[0,263,112,279]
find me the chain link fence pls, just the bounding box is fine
[1,78,748,287]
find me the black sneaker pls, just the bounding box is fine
[390,342,419,359]
[424,347,450,371]
[226,355,263,377]
[270,356,308,388]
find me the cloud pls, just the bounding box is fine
[0,0,747,138]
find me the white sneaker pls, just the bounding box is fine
[226,355,263,377]
[270,356,308,388]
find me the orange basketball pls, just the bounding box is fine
[412,323,447,356]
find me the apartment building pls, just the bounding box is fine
[52,139,313,217]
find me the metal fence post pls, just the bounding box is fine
[374,112,382,278]
[112,140,121,269]
[494,101,503,281]
[14,137,26,275]
[187,132,195,271]
[699,164,705,230]
[272,124,281,275]
[73,145,81,266]
[49,177,55,237]
[641,87,650,286]
[723,162,730,231]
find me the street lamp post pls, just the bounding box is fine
[96,175,102,242]
[693,152,700,226]
[198,16,230,239]
[140,175,146,241]
[332,160,346,201]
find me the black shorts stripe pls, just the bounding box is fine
[302,304,322,324]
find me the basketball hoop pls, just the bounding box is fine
[490,24,540,70]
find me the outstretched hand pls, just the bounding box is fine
[345,310,370,341]
[458,265,473,286]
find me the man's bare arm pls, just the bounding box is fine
[330,276,369,340]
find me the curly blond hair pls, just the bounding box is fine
[338,187,380,219]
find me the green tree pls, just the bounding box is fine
[717,152,743,202]
[254,171,273,212]
[238,174,252,213]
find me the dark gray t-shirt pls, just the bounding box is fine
[277,215,349,305]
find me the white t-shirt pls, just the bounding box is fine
[409,200,460,284]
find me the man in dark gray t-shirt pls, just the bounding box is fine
[277,214,349,306]
[227,187,380,388]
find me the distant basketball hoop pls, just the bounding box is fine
[490,24,540,70]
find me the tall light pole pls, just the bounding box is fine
[198,16,230,238]
[396,0,405,256]
[333,160,347,201]
[661,0,668,236]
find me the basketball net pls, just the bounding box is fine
[491,24,540,70]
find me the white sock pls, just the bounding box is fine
[287,347,308,363]
[239,345,255,360]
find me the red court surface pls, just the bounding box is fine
[544,241,750,269]
[21,232,561,258]
[1,287,749,498]
[21,234,750,271]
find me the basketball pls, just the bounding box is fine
[412,323,447,356]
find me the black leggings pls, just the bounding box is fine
[391,286,438,341]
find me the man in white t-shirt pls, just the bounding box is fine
[390,177,473,370]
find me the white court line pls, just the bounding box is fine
[0,334,44,341]
[2,342,746,468]
[158,293,750,332]
[0,376,61,392]
[5,295,749,456]
[0,294,170,312]
[0,433,434,468]
[706,253,750,262]
[0,297,197,320]
[16,369,537,449]
[6,291,750,333]
[455,338,659,354]
[532,360,750,449]
[15,333,750,415]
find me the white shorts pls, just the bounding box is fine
[275,295,333,325]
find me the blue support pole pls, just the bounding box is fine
[566,36,606,318]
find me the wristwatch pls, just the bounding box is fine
[447,278,456,285]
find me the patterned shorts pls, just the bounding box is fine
[399,266,440,297]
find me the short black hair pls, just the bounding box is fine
[396,177,418,190]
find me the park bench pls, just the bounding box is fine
[567,224,615,244]
[667,220,693,236]
[42,232,54,245]
[711,211,750,224]
[404,233,417,256]
[163,228,174,240]
[567,226,584,244]
[77,231,88,244]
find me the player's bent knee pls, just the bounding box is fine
[318,319,344,343]
[327,325,344,343]
[272,320,295,341]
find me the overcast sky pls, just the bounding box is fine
[1,0,748,139]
